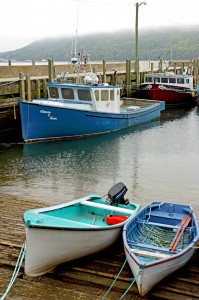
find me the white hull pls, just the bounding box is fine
[124,246,195,296]
[25,226,122,277]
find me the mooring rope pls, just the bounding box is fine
[101,249,142,299]
[101,257,128,300]
[119,269,142,300]
[0,241,26,300]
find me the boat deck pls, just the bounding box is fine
[0,194,199,300]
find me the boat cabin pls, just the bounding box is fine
[45,81,122,113]
[144,72,194,89]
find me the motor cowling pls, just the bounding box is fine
[107,182,129,205]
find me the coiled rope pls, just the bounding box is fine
[0,241,26,300]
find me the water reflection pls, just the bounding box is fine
[0,108,199,215]
[0,121,159,203]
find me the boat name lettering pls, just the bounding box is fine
[40,110,51,114]
[158,85,167,90]
[40,109,57,120]
[145,84,152,90]
[50,116,57,121]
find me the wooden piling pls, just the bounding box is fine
[48,58,54,83]
[126,59,131,97]
[25,74,31,101]
[19,73,25,100]
[35,80,41,99]
[103,60,106,84]
[42,79,47,98]
[159,58,163,72]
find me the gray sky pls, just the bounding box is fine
[0,0,198,52]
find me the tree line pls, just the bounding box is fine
[1,26,199,62]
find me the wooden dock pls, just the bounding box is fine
[0,194,199,300]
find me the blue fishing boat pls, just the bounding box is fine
[23,182,140,277]
[19,63,165,143]
[123,201,199,296]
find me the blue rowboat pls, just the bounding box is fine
[23,182,140,277]
[19,73,165,143]
[123,201,199,296]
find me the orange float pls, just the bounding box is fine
[106,215,128,225]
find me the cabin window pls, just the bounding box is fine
[161,78,168,83]
[101,90,109,101]
[169,78,176,84]
[110,90,114,100]
[186,79,189,84]
[154,77,160,83]
[61,88,74,99]
[177,78,185,84]
[146,76,153,83]
[77,89,92,101]
[94,90,99,101]
[49,87,59,98]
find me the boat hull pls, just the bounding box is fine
[124,245,195,296]
[25,225,122,277]
[23,191,140,277]
[19,100,163,142]
[139,83,198,107]
[123,201,199,296]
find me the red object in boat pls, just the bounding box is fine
[106,215,128,225]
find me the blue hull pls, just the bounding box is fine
[19,100,163,142]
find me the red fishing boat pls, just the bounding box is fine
[138,72,198,107]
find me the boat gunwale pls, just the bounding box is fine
[19,99,161,119]
[23,195,140,231]
[124,242,196,269]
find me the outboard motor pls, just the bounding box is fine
[107,182,129,206]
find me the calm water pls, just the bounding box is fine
[0,107,199,215]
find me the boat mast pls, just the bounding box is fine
[135,2,146,85]
[71,0,81,83]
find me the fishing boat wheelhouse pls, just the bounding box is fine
[139,72,198,107]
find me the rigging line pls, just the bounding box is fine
[74,0,80,56]
[71,0,80,57]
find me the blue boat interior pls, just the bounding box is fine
[125,202,198,263]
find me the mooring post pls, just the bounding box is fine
[193,59,198,76]
[19,73,25,100]
[42,79,47,98]
[35,80,41,98]
[126,59,131,97]
[103,60,106,84]
[174,62,177,74]
[48,58,54,83]
[26,74,31,101]
[159,58,163,72]
[180,62,184,75]
[151,62,154,74]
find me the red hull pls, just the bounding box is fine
[139,83,198,107]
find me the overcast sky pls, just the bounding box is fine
[0,0,198,52]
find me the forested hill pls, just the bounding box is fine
[1,26,199,62]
